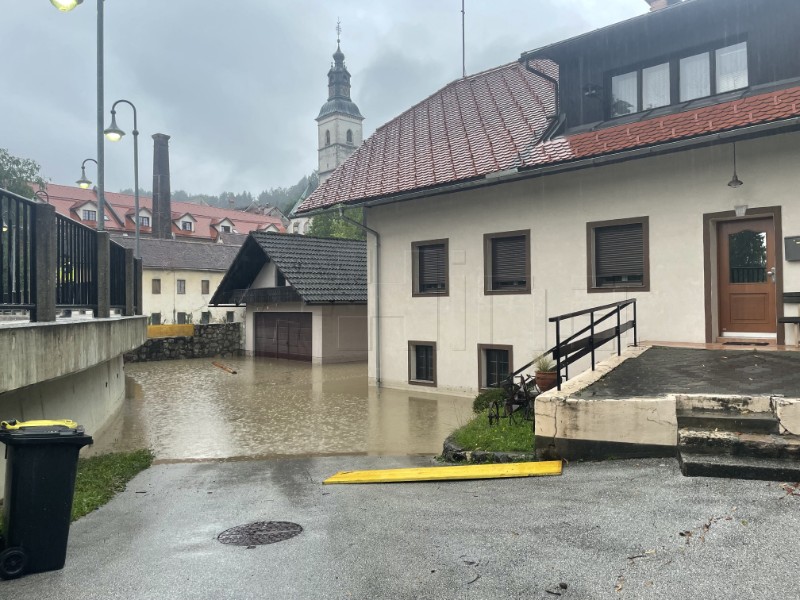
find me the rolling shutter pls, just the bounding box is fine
[418,244,446,292]
[491,235,527,289]
[595,223,643,282]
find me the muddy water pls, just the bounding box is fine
[90,357,473,461]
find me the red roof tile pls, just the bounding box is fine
[296,65,800,214]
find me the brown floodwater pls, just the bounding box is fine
[89,357,474,461]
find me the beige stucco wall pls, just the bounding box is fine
[366,132,800,394]
[144,268,244,325]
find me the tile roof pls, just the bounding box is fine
[251,232,366,303]
[295,61,800,214]
[43,183,285,240]
[113,236,242,271]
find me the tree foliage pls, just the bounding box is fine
[308,206,366,240]
[0,148,46,197]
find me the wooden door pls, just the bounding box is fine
[717,218,777,336]
[254,312,312,360]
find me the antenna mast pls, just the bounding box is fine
[461,0,466,78]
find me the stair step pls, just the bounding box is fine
[679,451,800,481]
[676,409,779,434]
[678,428,800,459]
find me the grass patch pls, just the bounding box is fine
[71,449,154,521]
[451,412,534,453]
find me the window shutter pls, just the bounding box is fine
[418,244,446,292]
[492,236,526,289]
[595,224,643,278]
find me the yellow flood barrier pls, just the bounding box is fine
[147,324,195,339]
[323,460,562,485]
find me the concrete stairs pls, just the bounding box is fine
[677,408,800,481]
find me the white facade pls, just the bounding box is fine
[144,268,244,325]
[364,132,800,395]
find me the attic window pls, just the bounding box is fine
[181,221,193,231]
[220,225,231,233]
[82,209,97,221]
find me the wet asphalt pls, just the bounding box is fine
[3,455,799,599]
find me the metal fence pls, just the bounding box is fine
[56,213,98,308]
[0,191,35,309]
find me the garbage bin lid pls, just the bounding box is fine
[0,419,92,446]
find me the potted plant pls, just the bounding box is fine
[534,355,558,392]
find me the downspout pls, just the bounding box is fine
[338,205,381,387]
[520,57,562,141]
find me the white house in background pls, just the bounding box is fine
[210,232,367,363]
[294,0,800,395]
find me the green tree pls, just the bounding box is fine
[308,206,365,240]
[0,148,46,197]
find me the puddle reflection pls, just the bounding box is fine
[92,357,473,461]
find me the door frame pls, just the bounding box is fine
[703,206,784,344]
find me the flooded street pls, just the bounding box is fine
[91,357,473,461]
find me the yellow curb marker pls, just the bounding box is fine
[323,460,562,484]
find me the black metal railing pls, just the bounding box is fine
[56,213,98,309]
[0,190,35,309]
[549,299,637,390]
[1,186,140,321]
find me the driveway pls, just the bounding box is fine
[3,456,798,599]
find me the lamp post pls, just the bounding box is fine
[76,158,97,189]
[51,0,105,232]
[105,99,140,258]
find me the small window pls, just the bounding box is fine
[587,217,650,292]
[408,341,436,386]
[177,279,186,294]
[201,279,210,295]
[226,311,235,323]
[478,344,512,390]
[412,239,448,296]
[152,278,161,295]
[220,225,231,233]
[82,209,97,221]
[150,312,161,325]
[181,221,193,231]
[679,52,711,101]
[201,311,211,324]
[325,130,331,146]
[139,215,150,227]
[177,312,187,324]
[716,42,748,93]
[303,222,310,234]
[484,230,530,294]
[611,71,638,117]
[276,271,286,287]
[346,129,353,144]
[293,222,300,233]
[642,62,670,110]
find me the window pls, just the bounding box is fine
[177,279,186,294]
[346,129,353,144]
[325,130,331,146]
[611,62,670,117]
[408,341,436,386]
[276,271,286,287]
[611,71,638,116]
[226,311,235,323]
[82,209,97,221]
[201,279,210,295]
[177,312,187,324]
[293,222,300,233]
[679,52,710,101]
[201,311,210,324]
[220,225,231,233]
[478,344,512,390]
[139,215,150,227]
[152,278,161,294]
[412,239,448,296]
[587,217,650,292]
[181,221,193,231]
[642,62,670,110]
[150,313,161,325]
[716,42,748,93]
[484,230,530,294]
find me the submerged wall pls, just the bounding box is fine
[124,323,241,362]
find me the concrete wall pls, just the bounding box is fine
[125,323,241,362]
[366,132,800,394]
[143,268,244,325]
[245,302,367,363]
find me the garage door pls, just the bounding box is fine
[254,312,312,361]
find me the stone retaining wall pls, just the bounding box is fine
[125,323,241,362]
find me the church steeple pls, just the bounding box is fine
[316,20,364,184]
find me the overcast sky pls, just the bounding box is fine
[1,0,645,197]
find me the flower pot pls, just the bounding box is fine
[535,371,557,392]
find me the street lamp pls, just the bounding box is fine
[105,99,140,258]
[76,158,97,189]
[51,0,105,232]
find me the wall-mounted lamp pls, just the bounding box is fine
[727,142,743,188]
[582,83,602,98]
[734,204,748,217]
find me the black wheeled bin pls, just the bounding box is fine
[0,419,92,579]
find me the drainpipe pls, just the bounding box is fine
[520,57,562,141]
[338,205,381,387]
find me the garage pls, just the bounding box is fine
[254,312,312,361]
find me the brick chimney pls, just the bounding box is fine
[646,0,681,10]
[151,133,172,239]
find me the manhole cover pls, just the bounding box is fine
[217,521,302,546]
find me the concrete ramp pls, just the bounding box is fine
[323,460,562,484]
